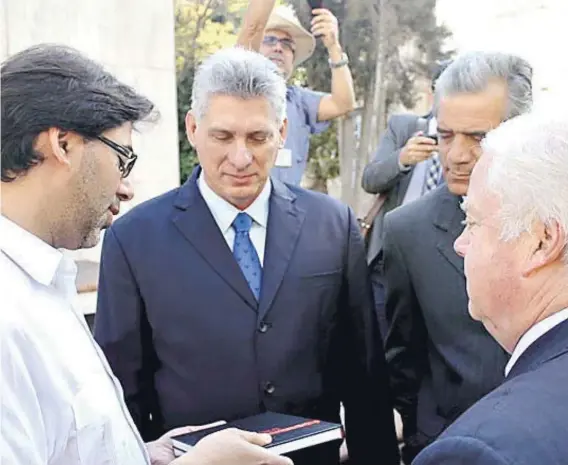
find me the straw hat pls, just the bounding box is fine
[265,6,316,67]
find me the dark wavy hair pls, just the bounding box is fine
[1,43,157,181]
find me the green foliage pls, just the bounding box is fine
[177,66,198,184]
[306,120,340,186]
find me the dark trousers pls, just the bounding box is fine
[370,257,389,341]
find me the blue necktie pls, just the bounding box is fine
[232,212,262,300]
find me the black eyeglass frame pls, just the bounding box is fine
[95,135,138,178]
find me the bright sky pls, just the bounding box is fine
[435,0,568,109]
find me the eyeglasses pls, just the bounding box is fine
[262,35,296,54]
[96,135,138,178]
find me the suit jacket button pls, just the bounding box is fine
[264,382,275,395]
[258,322,269,333]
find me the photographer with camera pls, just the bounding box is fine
[259,3,355,186]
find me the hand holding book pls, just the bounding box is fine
[171,412,344,457]
[171,428,293,465]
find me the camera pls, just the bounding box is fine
[307,0,324,9]
[426,134,438,144]
[416,117,438,144]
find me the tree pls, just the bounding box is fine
[287,0,452,210]
[304,120,340,193]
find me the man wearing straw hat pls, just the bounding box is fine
[260,5,355,186]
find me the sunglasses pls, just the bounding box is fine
[96,135,138,178]
[262,35,296,54]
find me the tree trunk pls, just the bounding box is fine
[310,177,328,194]
[350,0,387,214]
[338,114,357,206]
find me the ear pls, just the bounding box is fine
[522,219,566,277]
[185,111,198,148]
[46,127,74,166]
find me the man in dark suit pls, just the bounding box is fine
[94,47,399,465]
[414,111,568,465]
[382,52,534,464]
[361,61,450,338]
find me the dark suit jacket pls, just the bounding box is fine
[94,168,400,465]
[413,318,568,465]
[382,185,508,460]
[362,113,421,265]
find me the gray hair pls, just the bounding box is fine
[190,47,287,125]
[482,111,568,263]
[434,51,533,120]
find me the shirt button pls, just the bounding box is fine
[264,382,276,395]
[258,322,270,333]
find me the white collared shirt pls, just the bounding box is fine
[198,174,271,265]
[505,307,568,376]
[0,216,149,465]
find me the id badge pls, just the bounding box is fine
[275,148,293,167]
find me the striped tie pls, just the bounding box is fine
[425,153,442,192]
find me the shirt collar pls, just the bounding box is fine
[0,215,65,287]
[505,307,568,376]
[198,174,271,233]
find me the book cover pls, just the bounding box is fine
[172,412,344,456]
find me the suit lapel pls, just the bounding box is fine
[171,168,258,311]
[508,318,568,379]
[433,186,465,275]
[258,180,306,321]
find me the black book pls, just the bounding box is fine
[171,412,344,456]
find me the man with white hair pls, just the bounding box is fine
[259,5,355,185]
[95,47,400,465]
[382,51,533,463]
[414,111,568,465]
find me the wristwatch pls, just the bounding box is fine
[329,52,349,69]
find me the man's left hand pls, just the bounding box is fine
[311,9,340,50]
[146,421,226,465]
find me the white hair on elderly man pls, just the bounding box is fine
[190,47,287,125]
[481,111,568,262]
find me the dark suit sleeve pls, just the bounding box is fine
[413,436,510,465]
[382,213,428,438]
[94,227,162,440]
[361,115,416,195]
[337,206,400,465]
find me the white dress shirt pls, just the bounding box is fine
[198,174,271,265]
[0,216,149,465]
[505,307,568,376]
